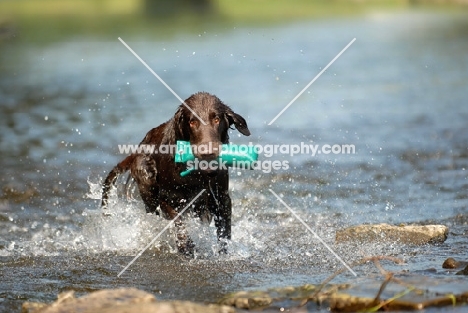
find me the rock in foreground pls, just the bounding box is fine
[336,223,448,245]
[22,288,235,313]
[220,279,468,312]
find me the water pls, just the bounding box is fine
[1,10,468,312]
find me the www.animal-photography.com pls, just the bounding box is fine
[1,1,468,312]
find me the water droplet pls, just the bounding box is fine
[44,116,48,121]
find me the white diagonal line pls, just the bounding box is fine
[118,37,207,125]
[268,38,356,125]
[269,189,357,276]
[117,189,206,277]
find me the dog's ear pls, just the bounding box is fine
[225,108,250,136]
[174,106,190,140]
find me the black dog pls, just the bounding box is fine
[101,92,250,255]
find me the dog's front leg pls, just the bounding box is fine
[160,201,195,257]
[214,191,232,254]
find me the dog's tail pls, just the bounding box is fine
[101,155,136,208]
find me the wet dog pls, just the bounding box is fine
[101,92,250,255]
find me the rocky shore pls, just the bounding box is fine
[22,224,468,312]
[23,279,468,313]
[22,288,235,313]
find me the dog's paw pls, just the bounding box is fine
[218,242,228,255]
[177,239,196,258]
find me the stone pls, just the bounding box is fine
[336,223,448,245]
[443,257,468,269]
[220,291,272,310]
[22,288,235,313]
[443,257,459,269]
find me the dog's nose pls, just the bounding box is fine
[196,142,221,160]
[200,153,217,160]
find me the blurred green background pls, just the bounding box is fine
[0,0,467,42]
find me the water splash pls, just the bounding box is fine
[1,174,407,276]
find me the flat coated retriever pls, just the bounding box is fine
[101,92,250,256]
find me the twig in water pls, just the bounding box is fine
[300,256,405,307]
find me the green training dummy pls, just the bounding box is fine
[174,141,258,177]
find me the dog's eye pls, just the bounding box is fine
[213,117,220,124]
[189,120,198,127]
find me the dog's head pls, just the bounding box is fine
[174,92,250,161]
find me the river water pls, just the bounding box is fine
[1,10,467,312]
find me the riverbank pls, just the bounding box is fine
[23,267,468,312]
[1,0,467,43]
